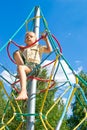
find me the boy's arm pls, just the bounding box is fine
[42,34,52,53]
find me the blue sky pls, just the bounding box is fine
[0,0,87,74]
[0,0,87,120]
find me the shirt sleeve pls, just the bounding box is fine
[39,45,47,53]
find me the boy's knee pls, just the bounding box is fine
[13,50,19,59]
[18,65,26,72]
[18,65,23,69]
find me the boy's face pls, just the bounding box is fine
[25,32,36,45]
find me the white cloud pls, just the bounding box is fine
[0,71,16,94]
[75,60,81,64]
[42,59,80,108]
[1,70,15,84]
[65,32,71,38]
[75,66,83,74]
[42,59,80,117]
[61,97,73,116]
[42,59,76,84]
[1,59,78,86]
[0,70,20,94]
[62,97,67,104]
[0,59,82,98]
[62,97,73,116]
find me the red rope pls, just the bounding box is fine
[52,34,62,53]
[19,36,44,49]
[7,33,62,93]
[7,35,44,64]
[42,60,56,68]
[11,75,55,93]
[7,42,16,64]
[7,33,62,64]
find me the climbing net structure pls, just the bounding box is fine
[0,6,87,130]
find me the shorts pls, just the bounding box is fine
[25,62,38,71]
[13,50,40,76]
[26,62,41,76]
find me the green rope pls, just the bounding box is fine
[41,10,58,54]
[62,56,87,86]
[60,61,72,86]
[3,100,9,115]
[0,7,35,53]
[75,91,84,109]
[16,113,39,117]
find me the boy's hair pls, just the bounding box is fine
[25,31,37,40]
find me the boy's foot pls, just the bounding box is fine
[15,92,28,101]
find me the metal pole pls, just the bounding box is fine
[26,6,40,130]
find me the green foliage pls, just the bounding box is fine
[0,90,5,113]
[0,69,70,130]
[68,71,87,130]
[35,69,70,130]
[0,81,7,125]
[0,81,27,129]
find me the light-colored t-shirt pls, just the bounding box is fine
[22,44,45,64]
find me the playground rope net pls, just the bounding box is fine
[0,6,87,130]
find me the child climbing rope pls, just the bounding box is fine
[13,31,52,100]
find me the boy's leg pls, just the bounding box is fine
[15,65,31,100]
[13,51,24,65]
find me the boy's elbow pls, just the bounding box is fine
[45,46,52,53]
[48,48,52,53]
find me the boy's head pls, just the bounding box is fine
[25,31,37,45]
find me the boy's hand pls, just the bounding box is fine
[41,33,47,41]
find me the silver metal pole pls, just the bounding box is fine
[26,6,40,130]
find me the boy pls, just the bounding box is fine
[14,31,52,100]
